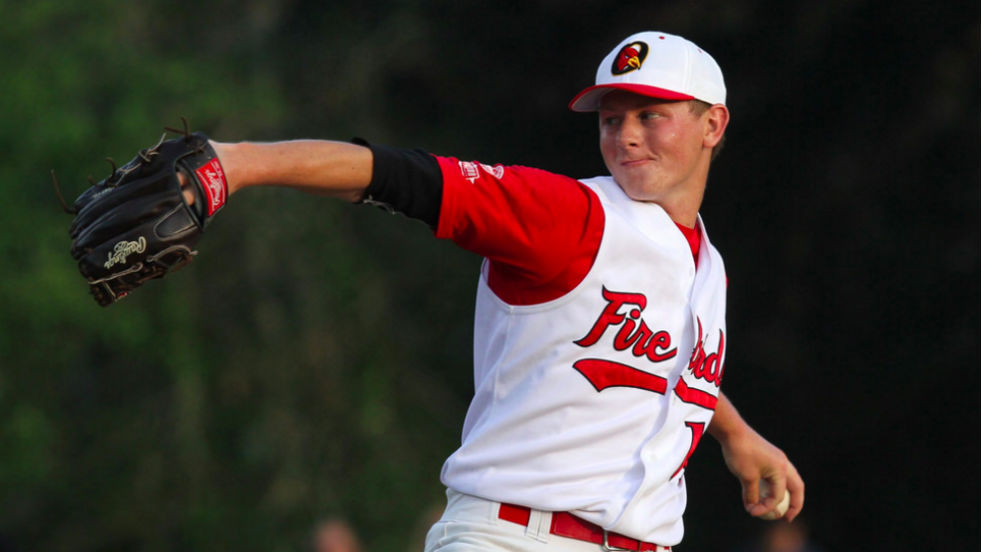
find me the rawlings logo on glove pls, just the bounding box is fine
[58,120,227,306]
[104,237,147,269]
[195,158,227,216]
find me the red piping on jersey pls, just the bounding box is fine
[572,358,669,393]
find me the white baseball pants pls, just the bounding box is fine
[424,489,670,552]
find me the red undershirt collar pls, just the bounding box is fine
[674,222,701,266]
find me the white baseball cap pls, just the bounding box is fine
[569,31,726,112]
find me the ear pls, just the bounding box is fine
[703,104,730,148]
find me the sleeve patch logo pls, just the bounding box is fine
[194,158,227,216]
[459,161,480,182]
[105,236,146,269]
[458,160,505,183]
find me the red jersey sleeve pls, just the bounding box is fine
[434,156,604,305]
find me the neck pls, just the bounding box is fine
[658,184,705,228]
[653,157,711,227]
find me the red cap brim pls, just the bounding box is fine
[568,83,695,112]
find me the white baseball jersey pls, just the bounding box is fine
[434,161,728,545]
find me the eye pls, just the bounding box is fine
[601,115,622,127]
[640,111,662,121]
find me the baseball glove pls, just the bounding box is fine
[66,123,227,306]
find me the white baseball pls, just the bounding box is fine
[758,479,790,520]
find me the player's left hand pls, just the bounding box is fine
[718,425,805,522]
[64,122,227,306]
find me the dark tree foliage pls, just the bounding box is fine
[1,0,977,550]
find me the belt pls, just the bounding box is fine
[498,503,670,551]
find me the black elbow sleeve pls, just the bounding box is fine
[355,139,443,230]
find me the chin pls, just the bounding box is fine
[613,176,661,202]
[619,186,660,203]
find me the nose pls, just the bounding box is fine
[617,115,642,149]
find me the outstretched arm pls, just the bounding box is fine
[211,139,374,201]
[708,392,805,521]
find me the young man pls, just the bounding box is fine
[203,31,804,551]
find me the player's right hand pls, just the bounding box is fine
[719,425,805,522]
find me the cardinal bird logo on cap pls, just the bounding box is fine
[611,41,650,75]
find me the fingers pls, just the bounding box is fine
[783,463,805,522]
[742,478,766,517]
[744,464,805,522]
[766,476,787,515]
[179,171,195,205]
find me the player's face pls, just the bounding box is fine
[598,91,723,208]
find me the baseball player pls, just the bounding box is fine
[69,31,803,551]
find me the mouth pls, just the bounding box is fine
[620,158,652,168]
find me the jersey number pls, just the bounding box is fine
[672,421,706,478]
[572,359,713,478]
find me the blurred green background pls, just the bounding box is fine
[1,1,977,550]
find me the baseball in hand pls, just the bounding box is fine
[758,479,791,520]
